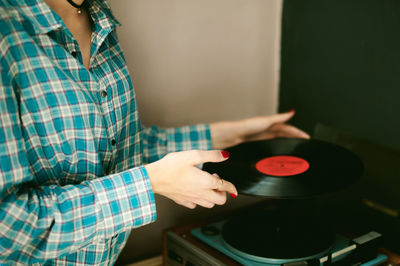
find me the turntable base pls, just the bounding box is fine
[163,215,400,266]
[192,221,385,265]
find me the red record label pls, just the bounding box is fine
[255,155,310,176]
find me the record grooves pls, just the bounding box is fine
[204,138,364,198]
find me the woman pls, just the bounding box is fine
[0,0,309,264]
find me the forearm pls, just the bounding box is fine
[0,166,156,264]
[209,120,243,150]
[140,124,212,163]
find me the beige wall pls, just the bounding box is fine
[110,0,282,263]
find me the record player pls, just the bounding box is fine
[163,138,400,265]
[164,205,395,266]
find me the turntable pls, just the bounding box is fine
[163,139,400,265]
[190,207,387,265]
[164,203,391,266]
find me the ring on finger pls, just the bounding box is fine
[217,178,223,190]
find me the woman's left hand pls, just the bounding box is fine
[209,111,310,150]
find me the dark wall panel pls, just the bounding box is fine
[279,0,400,151]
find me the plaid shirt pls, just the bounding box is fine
[0,0,211,264]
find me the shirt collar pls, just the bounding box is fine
[8,0,62,34]
[8,0,121,35]
[89,0,121,30]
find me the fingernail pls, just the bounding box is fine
[230,193,237,199]
[289,109,295,113]
[221,151,230,158]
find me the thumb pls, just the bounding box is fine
[180,150,230,165]
[267,110,295,125]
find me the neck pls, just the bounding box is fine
[44,0,87,19]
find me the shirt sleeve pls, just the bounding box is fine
[140,124,213,163]
[0,81,156,263]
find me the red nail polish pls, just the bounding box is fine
[230,193,237,199]
[289,109,295,113]
[221,151,230,158]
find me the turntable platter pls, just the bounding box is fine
[221,210,334,264]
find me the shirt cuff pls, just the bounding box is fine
[90,166,157,237]
[165,123,212,153]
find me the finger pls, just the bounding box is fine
[212,173,222,183]
[191,198,215,208]
[174,199,196,209]
[209,190,227,205]
[235,113,296,137]
[217,179,238,197]
[212,173,222,187]
[195,170,238,198]
[182,150,230,165]
[181,202,196,209]
[264,111,295,126]
[244,132,276,142]
[244,124,310,142]
[192,188,228,205]
[185,173,228,205]
[269,123,310,139]
[183,202,196,209]
[206,174,238,196]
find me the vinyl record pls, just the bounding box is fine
[203,138,363,198]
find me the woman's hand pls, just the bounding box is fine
[145,150,237,209]
[210,111,310,150]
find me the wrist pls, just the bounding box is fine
[145,162,162,195]
[210,121,242,149]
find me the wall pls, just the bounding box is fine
[278,0,400,252]
[110,0,282,263]
[279,0,400,151]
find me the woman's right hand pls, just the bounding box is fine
[145,150,238,209]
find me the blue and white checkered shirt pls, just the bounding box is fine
[0,0,211,264]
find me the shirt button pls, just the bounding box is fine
[101,90,107,98]
[111,139,116,146]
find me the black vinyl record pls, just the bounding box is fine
[203,138,363,198]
